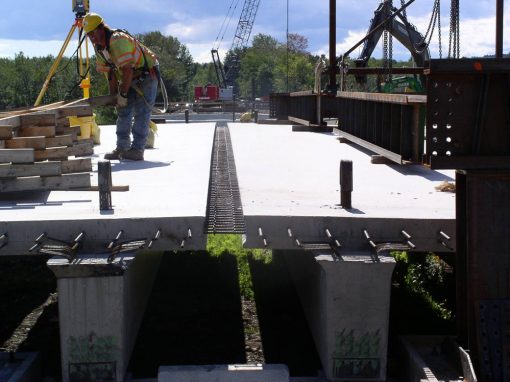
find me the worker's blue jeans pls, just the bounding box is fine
[116,74,158,151]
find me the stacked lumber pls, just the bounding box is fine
[0,99,100,193]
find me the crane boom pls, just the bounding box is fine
[212,0,261,89]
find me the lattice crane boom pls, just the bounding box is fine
[212,0,261,89]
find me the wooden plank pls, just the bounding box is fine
[57,126,80,140]
[34,146,69,161]
[34,141,93,161]
[0,162,61,178]
[0,115,20,128]
[87,95,117,107]
[56,116,70,129]
[19,126,56,138]
[0,149,34,164]
[72,185,130,192]
[0,125,14,139]
[46,135,74,147]
[0,173,91,193]
[5,136,46,149]
[55,105,93,118]
[337,91,427,105]
[20,112,55,127]
[70,141,94,157]
[61,158,92,174]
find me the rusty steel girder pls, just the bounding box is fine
[425,58,510,170]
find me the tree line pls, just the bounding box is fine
[0,31,319,110]
[0,30,416,113]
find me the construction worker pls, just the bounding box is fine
[83,12,159,161]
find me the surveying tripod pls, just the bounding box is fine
[34,0,92,106]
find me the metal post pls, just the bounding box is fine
[184,109,189,123]
[496,0,504,58]
[339,160,353,208]
[98,161,112,211]
[329,0,337,92]
[233,94,236,122]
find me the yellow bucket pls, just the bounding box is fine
[68,115,95,140]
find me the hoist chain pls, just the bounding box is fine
[419,0,441,57]
[437,4,442,58]
[383,1,393,83]
[449,0,460,58]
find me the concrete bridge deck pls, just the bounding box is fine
[0,122,455,255]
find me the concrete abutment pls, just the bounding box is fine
[280,250,395,381]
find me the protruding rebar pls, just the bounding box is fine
[0,233,7,250]
[108,230,124,249]
[148,229,162,249]
[29,232,47,252]
[439,231,451,241]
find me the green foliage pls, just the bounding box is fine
[206,234,271,300]
[138,31,195,102]
[0,32,195,110]
[391,251,453,321]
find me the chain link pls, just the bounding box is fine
[449,0,460,58]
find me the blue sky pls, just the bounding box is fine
[0,0,508,62]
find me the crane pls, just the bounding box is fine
[211,0,261,99]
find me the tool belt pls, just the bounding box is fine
[133,65,160,81]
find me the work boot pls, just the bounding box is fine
[104,148,125,160]
[120,148,144,161]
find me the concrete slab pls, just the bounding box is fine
[0,122,456,254]
[228,123,455,252]
[158,364,289,382]
[0,124,215,254]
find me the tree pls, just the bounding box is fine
[287,33,309,54]
[138,31,194,102]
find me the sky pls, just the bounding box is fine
[0,0,508,63]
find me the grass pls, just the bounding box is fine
[206,234,271,300]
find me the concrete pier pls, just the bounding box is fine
[281,250,396,381]
[48,251,162,382]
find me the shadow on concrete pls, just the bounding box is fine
[109,160,172,172]
[249,252,323,377]
[386,164,455,182]
[128,251,246,378]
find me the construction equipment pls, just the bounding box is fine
[350,0,430,93]
[195,0,261,102]
[34,1,92,106]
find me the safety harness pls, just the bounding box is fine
[96,27,168,113]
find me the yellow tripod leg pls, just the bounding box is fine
[34,24,77,107]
